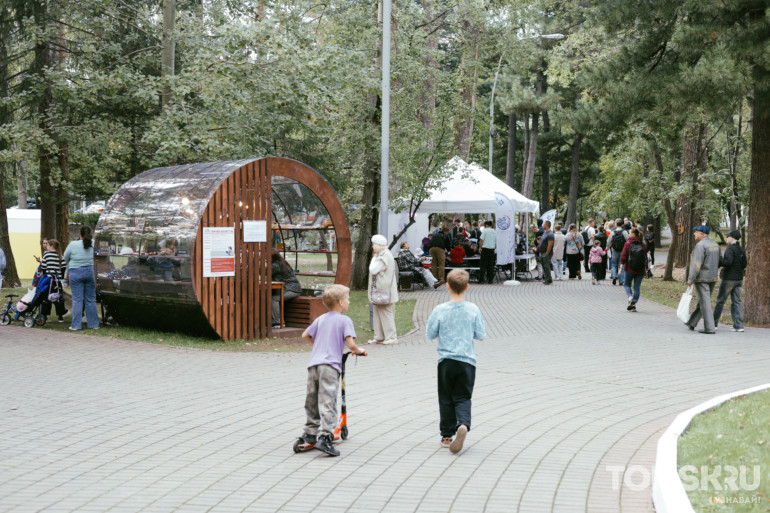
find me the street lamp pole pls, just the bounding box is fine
[488,33,565,175]
[379,0,392,241]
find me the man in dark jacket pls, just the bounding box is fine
[713,230,746,332]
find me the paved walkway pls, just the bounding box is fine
[1,279,768,513]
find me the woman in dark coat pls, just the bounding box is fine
[272,249,302,329]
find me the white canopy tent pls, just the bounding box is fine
[388,157,540,256]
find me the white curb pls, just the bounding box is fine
[652,383,770,513]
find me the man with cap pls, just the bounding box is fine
[713,230,747,332]
[684,225,721,334]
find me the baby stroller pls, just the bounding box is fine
[13,274,53,327]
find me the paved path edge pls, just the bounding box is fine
[652,382,770,513]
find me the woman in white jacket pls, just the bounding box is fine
[368,234,399,344]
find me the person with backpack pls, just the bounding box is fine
[713,230,747,332]
[620,227,648,311]
[609,219,628,286]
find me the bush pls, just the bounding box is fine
[69,213,101,227]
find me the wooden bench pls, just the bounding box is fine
[284,296,329,328]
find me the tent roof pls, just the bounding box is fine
[418,157,539,214]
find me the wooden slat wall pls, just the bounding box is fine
[193,161,272,341]
[191,157,347,341]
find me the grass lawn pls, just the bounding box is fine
[1,283,415,353]
[678,388,770,512]
[643,267,747,327]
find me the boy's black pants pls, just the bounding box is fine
[438,359,475,437]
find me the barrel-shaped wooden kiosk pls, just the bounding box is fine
[94,157,351,340]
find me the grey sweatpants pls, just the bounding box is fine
[687,281,717,332]
[304,364,340,438]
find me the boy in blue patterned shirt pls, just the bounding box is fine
[425,269,486,453]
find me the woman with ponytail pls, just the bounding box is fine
[63,226,100,330]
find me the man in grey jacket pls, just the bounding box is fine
[685,225,721,334]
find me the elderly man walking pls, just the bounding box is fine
[684,225,721,334]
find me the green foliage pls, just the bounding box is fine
[69,213,101,227]
[678,389,770,512]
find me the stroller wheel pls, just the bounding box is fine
[0,313,10,326]
[340,426,348,440]
[23,317,35,328]
[35,314,47,326]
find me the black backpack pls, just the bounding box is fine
[629,241,646,272]
[611,229,626,252]
[581,227,591,245]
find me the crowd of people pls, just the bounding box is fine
[397,218,498,289]
[532,217,746,330]
[23,226,101,331]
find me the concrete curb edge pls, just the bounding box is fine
[652,382,770,513]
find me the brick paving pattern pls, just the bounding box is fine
[1,278,768,512]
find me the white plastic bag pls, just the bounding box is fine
[677,285,693,323]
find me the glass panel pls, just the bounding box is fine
[95,160,252,301]
[270,177,337,293]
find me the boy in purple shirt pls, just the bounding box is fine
[300,284,365,456]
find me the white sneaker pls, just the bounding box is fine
[382,338,399,345]
[366,339,380,344]
[730,327,745,332]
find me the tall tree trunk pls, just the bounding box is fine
[744,76,770,324]
[55,10,69,246]
[15,159,27,209]
[540,110,550,211]
[34,13,56,238]
[521,69,544,199]
[521,114,530,181]
[418,0,437,142]
[651,140,678,281]
[352,2,383,289]
[505,113,516,189]
[161,0,176,110]
[0,9,21,287]
[726,109,742,231]
[565,133,582,226]
[56,143,70,246]
[673,122,706,273]
[452,14,480,160]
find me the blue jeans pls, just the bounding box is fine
[713,280,744,329]
[69,266,99,329]
[551,258,564,279]
[624,273,643,302]
[610,251,622,280]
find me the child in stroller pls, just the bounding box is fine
[0,274,54,327]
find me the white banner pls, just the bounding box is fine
[494,192,516,265]
[541,209,557,229]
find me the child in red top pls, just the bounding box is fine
[449,241,465,265]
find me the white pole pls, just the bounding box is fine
[490,54,503,173]
[379,0,391,241]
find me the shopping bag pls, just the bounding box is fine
[677,285,693,323]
